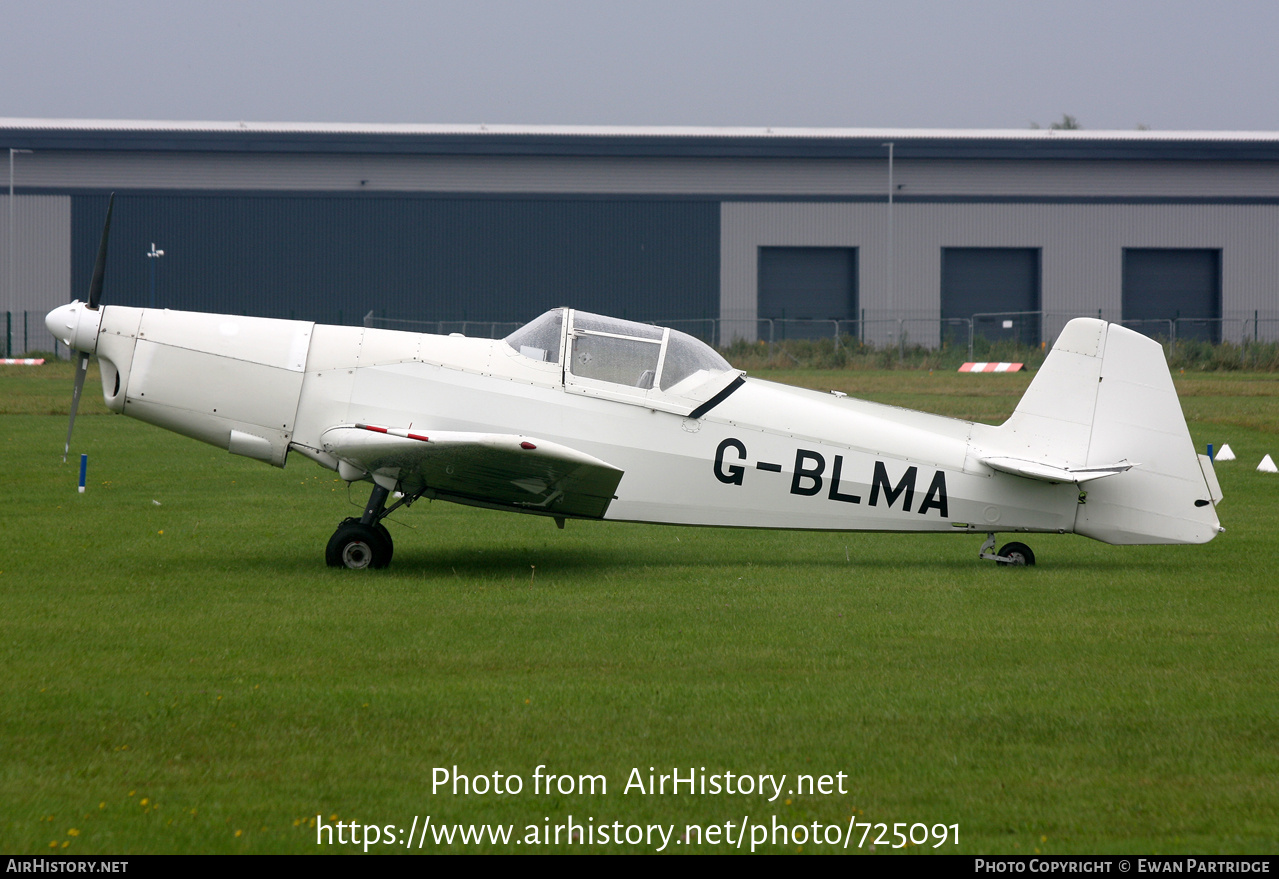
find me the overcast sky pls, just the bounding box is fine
[3,0,1277,131]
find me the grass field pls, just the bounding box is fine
[1,361,1277,854]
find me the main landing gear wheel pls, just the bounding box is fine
[374,522,393,564]
[996,542,1036,567]
[326,518,393,569]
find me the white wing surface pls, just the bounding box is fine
[320,424,624,519]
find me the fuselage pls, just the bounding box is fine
[49,302,1081,538]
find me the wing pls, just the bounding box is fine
[319,423,624,519]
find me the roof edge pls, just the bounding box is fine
[6,118,1279,161]
[4,117,1279,142]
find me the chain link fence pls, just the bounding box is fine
[2,310,65,359]
[362,312,524,339]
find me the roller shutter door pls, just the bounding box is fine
[758,247,858,340]
[1122,249,1221,343]
[941,248,1041,346]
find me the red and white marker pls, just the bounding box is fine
[0,358,45,365]
[958,362,1024,373]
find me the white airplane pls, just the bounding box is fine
[46,200,1223,569]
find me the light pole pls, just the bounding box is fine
[147,242,164,307]
[882,141,895,344]
[7,148,33,357]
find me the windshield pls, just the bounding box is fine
[505,308,733,393]
[659,327,732,390]
[503,309,563,363]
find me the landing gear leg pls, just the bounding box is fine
[326,483,395,569]
[979,532,1036,567]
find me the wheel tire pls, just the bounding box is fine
[325,519,392,569]
[374,522,394,565]
[997,541,1036,567]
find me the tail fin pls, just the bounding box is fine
[993,319,1222,545]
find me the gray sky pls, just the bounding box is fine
[3,0,1278,131]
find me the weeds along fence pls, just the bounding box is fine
[364,310,1279,372]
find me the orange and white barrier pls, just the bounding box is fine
[0,358,45,365]
[958,362,1023,373]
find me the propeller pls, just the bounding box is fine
[60,193,114,462]
[86,194,113,309]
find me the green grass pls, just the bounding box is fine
[2,362,1277,854]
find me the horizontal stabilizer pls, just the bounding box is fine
[321,424,624,519]
[980,455,1134,484]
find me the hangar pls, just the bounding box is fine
[2,118,1277,355]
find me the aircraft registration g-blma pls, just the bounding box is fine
[47,199,1222,569]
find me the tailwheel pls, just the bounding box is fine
[996,541,1036,567]
[326,518,392,570]
[979,533,1037,567]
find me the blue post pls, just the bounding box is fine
[1207,443,1214,461]
[78,454,88,493]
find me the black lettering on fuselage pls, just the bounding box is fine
[790,449,825,496]
[869,461,916,512]
[714,438,747,485]
[827,454,861,504]
[918,470,949,517]
[713,439,947,518]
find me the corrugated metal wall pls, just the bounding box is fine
[1,195,70,311]
[723,201,1279,344]
[71,194,719,326]
[8,140,1275,346]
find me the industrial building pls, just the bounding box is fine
[3,118,1278,355]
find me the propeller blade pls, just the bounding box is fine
[62,194,114,462]
[86,193,115,310]
[64,350,90,463]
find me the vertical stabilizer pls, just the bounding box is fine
[997,318,1106,469]
[994,319,1222,545]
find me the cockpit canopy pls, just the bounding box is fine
[504,308,734,394]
